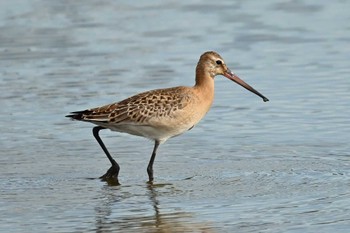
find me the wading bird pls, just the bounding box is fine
[66,51,269,184]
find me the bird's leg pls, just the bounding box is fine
[147,140,160,183]
[92,126,120,185]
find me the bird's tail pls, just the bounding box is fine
[65,110,93,121]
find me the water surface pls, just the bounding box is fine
[1,1,349,232]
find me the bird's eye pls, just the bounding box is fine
[216,60,222,65]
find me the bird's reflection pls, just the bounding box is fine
[94,182,214,232]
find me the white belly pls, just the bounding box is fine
[105,123,193,143]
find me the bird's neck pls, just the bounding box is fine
[194,65,214,88]
[193,68,215,110]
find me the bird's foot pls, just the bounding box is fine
[146,179,154,185]
[100,162,120,186]
[147,167,154,184]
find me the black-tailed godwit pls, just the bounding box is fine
[66,51,269,184]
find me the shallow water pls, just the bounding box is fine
[1,0,349,232]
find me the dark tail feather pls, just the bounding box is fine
[65,110,92,120]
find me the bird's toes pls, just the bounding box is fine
[100,164,120,185]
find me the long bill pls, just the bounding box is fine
[224,69,269,102]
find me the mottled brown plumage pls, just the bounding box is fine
[76,87,194,124]
[66,51,268,184]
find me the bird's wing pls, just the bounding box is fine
[67,87,193,125]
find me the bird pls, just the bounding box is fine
[66,51,269,184]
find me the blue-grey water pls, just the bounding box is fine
[1,1,349,232]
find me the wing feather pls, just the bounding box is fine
[66,86,194,125]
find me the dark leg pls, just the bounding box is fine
[147,140,160,182]
[92,126,120,184]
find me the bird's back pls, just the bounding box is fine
[66,86,205,142]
